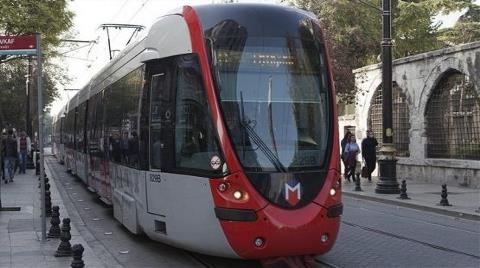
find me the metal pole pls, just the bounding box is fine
[26,57,33,137]
[106,27,112,60]
[375,0,400,194]
[36,33,47,240]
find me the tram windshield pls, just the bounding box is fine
[210,34,331,172]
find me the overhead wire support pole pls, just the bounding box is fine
[99,24,145,60]
[105,26,112,60]
[36,33,47,240]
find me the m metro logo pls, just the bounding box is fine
[284,181,301,206]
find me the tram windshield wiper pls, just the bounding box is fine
[239,91,286,173]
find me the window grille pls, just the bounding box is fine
[426,71,480,160]
[367,83,410,156]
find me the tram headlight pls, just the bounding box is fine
[233,190,243,200]
[329,188,336,196]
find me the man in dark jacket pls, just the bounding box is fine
[2,129,18,183]
[361,129,378,182]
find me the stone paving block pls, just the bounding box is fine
[46,258,72,267]
[11,254,45,265]
[0,258,12,267]
[11,262,48,268]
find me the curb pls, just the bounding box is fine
[45,157,123,268]
[343,191,480,221]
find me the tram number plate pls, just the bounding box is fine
[149,174,162,183]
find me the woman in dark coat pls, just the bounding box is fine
[361,130,378,181]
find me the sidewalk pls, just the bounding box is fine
[342,177,480,221]
[0,166,105,267]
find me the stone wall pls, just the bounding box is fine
[342,41,480,188]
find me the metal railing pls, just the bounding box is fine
[426,72,480,160]
[368,83,410,156]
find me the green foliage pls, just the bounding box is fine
[438,5,480,45]
[0,0,73,129]
[455,143,480,160]
[0,59,62,131]
[0,0,73,53]
[285,0,478,103]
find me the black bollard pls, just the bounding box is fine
[38,175,49,188]
[354,173,362,191]
[71,244,85,268]
[398,180,410,200]
[55,218,72,257]
[48,206,61,238]
[35,157,40,175]
[438,184,451,206]
[45,183,52,217]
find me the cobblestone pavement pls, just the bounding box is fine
[44,156,480,267]
[318,196,480,267]
[0,169,104,268]
[46,157,261,268]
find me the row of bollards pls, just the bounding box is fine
[39,173,52,217]
[352,178,452,206]
[40,170,85,267]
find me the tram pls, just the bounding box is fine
[52,4,342,259]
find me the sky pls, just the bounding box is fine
[51,0,280,115]
[49,0,477,115]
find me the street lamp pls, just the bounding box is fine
[376,0,400,194]
[354,0,400,193]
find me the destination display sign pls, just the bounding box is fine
[0,35,36,55]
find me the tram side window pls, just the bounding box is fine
[103,67,143,168]
[76,102,87,153]
[87,93,104,157]
[174,55,223,175]
[148,58,175,171]
[65,111,75,149]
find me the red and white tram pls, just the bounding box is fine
[52,4,342,259]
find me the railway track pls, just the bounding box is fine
[342,220,480,260]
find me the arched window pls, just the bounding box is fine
[367,83,410,156]
[426,71,480,160]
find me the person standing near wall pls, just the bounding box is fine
[344,135,360,182]
[2,129,18,183]
[341,131,352,172]
[17,131,31,174]
[361,129,378,182]
[0,131,5,181]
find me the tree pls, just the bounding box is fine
[285,0,475,103]
[438,5,480,45]
[0,0,74,63]
[0,59,64,131]
[0,0,73,130]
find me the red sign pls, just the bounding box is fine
[0,35,36,55]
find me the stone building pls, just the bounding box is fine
[339,41,480,188]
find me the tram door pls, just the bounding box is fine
[145,60,175,216]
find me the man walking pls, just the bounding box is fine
[2,129,17,183]
[17,131,31,174]
[361,129,378,182]
[0,131,5,181]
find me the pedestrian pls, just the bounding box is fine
[17,131,31,174]
[0,131,6,181]
[2,129,18,183]
[344,135,360,182]
[341,131,352,169]
[12,128,20,174]
[361,129,378,182]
